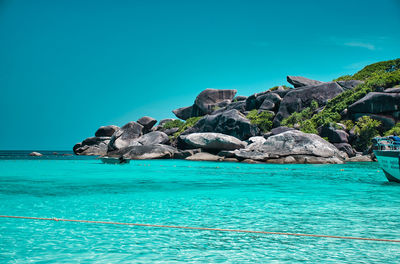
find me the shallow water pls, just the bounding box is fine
[0,154,399,263]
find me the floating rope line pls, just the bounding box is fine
[1,215,400,243]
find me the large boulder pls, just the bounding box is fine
[273,82,345,126]
[107,144,177,160]
[181,132,246,151]
[136,131,169,146]
[172,105,193,120]
[95,125,119,137]
[262,130,343,158]
[263,126,295,139]
[137,116,157,132]
[74,136,110,156]
[348,92,400,114]
[245,91,269,110]
[334,143,356,157]
[231,130,344,163]
[286,76,324,88]
[108,121,143,151]
[259,93,282,111]
[184,109,259,140]
[320,126,349,143]
[194,88,237,115]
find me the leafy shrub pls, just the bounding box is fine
[341,120,354,131]
[384,122,400,136]
[173,116,202,138]
[162,119,184,129]
[246,109,274,132]
[281,100,319,128]
[353,116,381,151]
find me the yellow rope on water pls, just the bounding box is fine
[1,215,399,243]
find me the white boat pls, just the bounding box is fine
[373,136,400,183]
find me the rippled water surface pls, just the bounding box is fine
[0,153,399,263]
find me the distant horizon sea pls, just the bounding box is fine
[0,151,399,262]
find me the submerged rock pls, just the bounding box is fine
[185,152,223,161]
[29,151,43,156]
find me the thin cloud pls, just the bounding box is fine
[343,41,375,50]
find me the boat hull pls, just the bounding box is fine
[374,150,400,183]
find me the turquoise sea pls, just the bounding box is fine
[0,151,399,263]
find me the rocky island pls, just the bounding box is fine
[74,59,400,164]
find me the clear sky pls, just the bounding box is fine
[1,0,399,150]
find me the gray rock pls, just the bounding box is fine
[245,91,269,110]
[194,88,237,115]
[173,148,202,159]
[108,121,143,151]
[337,80,364,90]
[346,155,373,162]
[273,82,344,126]
[163,127,179,136]
[184,109,259,140]
[29,151,43,156]
[95,125,119,137]
[384,87,400,93]
[235,130,344,163]
[233,95,247,101]
[159,118,178,126]
[320,126,349,143]
[259,93,282,111]
[137,116,157,132]
[287,76,324,88]
[172,105,193,120]
[181,132,247,151]
[185,152,223,161]
[74,136,110,156]
[136,131,169,146]
[348,92,400,114]
[211,101,247,115]
[107,144,177,160]
[334,143,356,157]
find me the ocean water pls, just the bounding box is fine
[0,152,399,263]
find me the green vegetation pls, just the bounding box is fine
[173,116,202,138]
[384,122,400,136]
[353,116,381,150]
[341,119,354,131]
[278,59,400,150]
[269,85,291,91]
[292,59,400,136]
[281,100,319,129]
[162,119,184,129]
[246,109,274,132]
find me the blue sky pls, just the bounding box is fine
[1,0,399,150]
